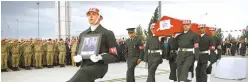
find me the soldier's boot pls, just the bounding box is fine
[14,67,19,71]
[1,69,8,72]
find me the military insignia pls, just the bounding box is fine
[109,47,118,55]
[210,46,215,50]
[139,46,144,50]
[194,43,199,48]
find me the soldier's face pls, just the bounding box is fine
[183,24,191,31]
[87,12,100,25]
[128,32,135,38]
[210,31,216,35]
[200,27,206,33]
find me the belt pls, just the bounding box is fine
[214,50,218,53]
[200,50,210,54]
[148,49,162,54]
[170,50,178,53]
[179,48,194,51]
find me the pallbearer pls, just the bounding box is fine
[176,20,199,82]
[144,23,163,82]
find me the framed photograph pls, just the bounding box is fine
[77,34,102,59]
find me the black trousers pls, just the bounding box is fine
[196,53,209,82]
[126,57,138,82]
[176,51,194,81]
[169,52,177,81]
[67,63,108,82]
[66,53,71,65]
[146,62,160,82]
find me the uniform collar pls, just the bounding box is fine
[86,24,103,33]
[201,33,205,37]
[90,24,99,31]
[184,31,188,33]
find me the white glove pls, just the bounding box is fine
[90,54,103,62]
[73,55,82,63]
[193,49,195,54]
[207,61,211,67]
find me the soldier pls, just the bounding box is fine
[143,23,163,82]
[65,39,72,65]
[53,39,59,66]
[70,39,78,67]
[57,39,66,67]
[1,39,9,72]
[167,32,181,82]
[42,40,47,67]
[176,20,199,82]
[195,24,215,82]
[34,39,44,69]
[46,39,55,68]
[124,28,144,82]
[10,40,21,71]
[67,7,118,82]
[206,27,222,81]
[23,40,33,70]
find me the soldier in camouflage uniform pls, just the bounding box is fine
[34,40,44,69]
[58,39,66,67]
[70,39,78,67]
[54,39,59,66]
[10,40,21,71]
[42,40,47,67]
[1,39,9,72]
[23,40,33,70]
[46,39,55,68]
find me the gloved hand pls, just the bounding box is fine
[90,54,103,62]
[207,61,211,67]
[73,55,82,63]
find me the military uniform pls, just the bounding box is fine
[196,33,214,82]
[206,28,222,75]
[10,40,21,71]
[124,28,144,82]
[167,33,180,82]
[67,24,119,82]
[23,40,33,69]
[57,40,66,67]
[1,40,9,72]
[34,40,44,68]
[46,39,55,68]
[71,40,78,66]
[176,20,199,82]
[144,35,163,82]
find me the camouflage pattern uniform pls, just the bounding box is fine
[70,39,78,67]
[57,40,66,67]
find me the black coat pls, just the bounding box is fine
[68,24,118,82]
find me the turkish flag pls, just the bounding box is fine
[153,16,183,36]
[190,23,201,35]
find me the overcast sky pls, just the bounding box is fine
[1,0,248,39]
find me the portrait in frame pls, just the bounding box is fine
[77,34,102,59]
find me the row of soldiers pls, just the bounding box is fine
[1,38,78,72]
[123,20,224,82]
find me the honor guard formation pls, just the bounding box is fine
[1,7,248,82]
